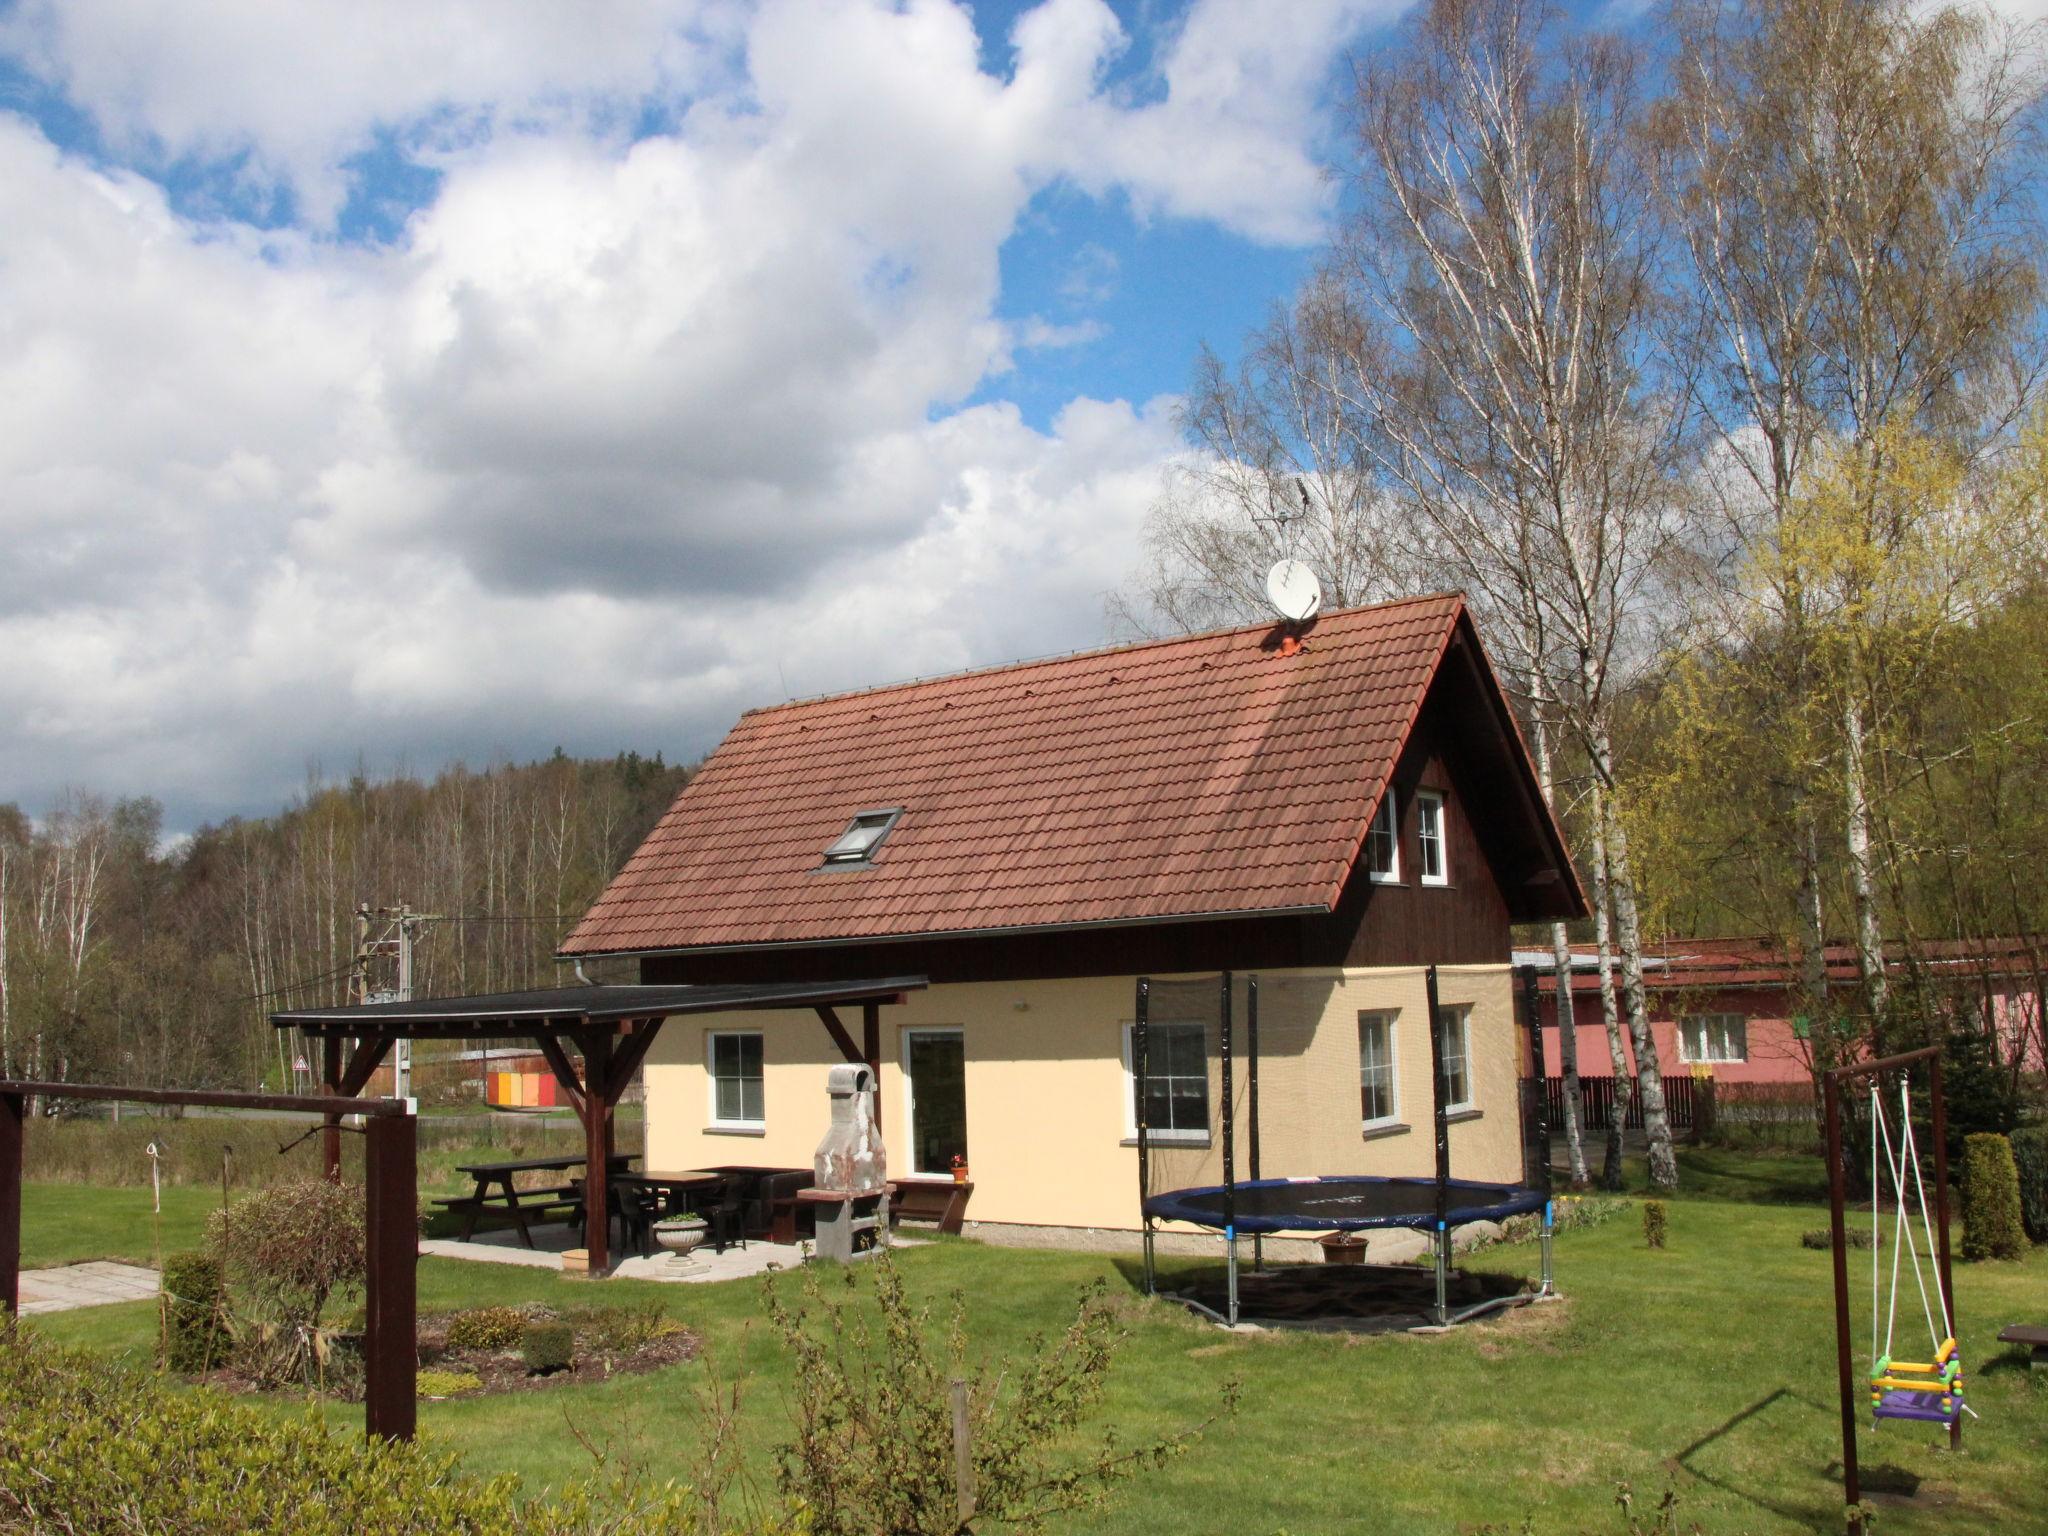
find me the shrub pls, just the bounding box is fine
[0,1327,717,1533]
[445,1307,528,1352]
[1642,1200,1667,1250]
[209,1179,368,1387]
[2010,1124,2048,1243]
[1800,1226,1876,1251]
[569,1299,680,1356]
[763,1248,1231,1536]
[161,1249,231,1374]
[523,1321,575,1375]
[416,1369,484,1399]
[1960,1133,2027,1261]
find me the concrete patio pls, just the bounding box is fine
[419,1219,917,1282]
[17,1260,161,1316]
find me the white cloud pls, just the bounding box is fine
[0,0,1378,825]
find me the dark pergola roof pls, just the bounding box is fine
[272,976,926,1036]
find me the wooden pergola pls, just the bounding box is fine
[272,975,925,1271]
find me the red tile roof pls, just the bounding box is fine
[563,593,1523,956]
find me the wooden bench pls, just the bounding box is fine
[430,1183,583,1248]
[888,1179,972,1236]
[1997,1324,2048,1369]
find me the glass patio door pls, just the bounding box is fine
[904,1029,967,1175]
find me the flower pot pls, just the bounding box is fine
[1319,1233,1367,1266]
[653,1216,709,1275]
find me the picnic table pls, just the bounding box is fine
[434,1152,638,1247]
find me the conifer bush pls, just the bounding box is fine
[1960,1132,2027,1261]
[160,1249,230,1374]
[521,1321,575,1375]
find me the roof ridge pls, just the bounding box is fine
[739,591,1466,719]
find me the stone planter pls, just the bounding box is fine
[653,1215,710,1276]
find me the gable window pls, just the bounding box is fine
[1678,1014,1747,1064]
[707,1031,764,1128]
[1358,1011,1400,1127]
[1366,790,1401,882]
[821,808,902,866]
[1122,1021,1209,1143]
[1435,1006,1473,1112]
[1416,790,1448,886]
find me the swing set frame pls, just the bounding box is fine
[1822,1044,1956,1536]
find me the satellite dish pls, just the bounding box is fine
[1265,559,1322,623]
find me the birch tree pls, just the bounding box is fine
[1326,0,1686,1185]
[1653,0,2043,1036]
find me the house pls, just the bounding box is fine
[1530,935,2047,1087]
[559,593,1585,1237]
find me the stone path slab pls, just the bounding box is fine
[18,1261,160,1316]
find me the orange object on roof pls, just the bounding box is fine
[561,593,1579,957]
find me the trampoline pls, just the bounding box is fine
[1134,966,1559,1329]
[1145,1174,1547,1235]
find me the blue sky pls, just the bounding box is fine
[0,0,1426,828]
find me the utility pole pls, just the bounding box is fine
[352,904,439,1102]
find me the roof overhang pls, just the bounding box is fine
[272,976,927,1038]
[556,903,1332,964]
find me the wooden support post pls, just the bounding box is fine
[321,1033,344,1181]
[1824,1072,1862,1534]
[339,1034,395,1097]
[535,1033,588,1124]
[1929,1050,1959,1453]
[581,1029,613,1272]
[862,1001,882,1136]
[950,1377,976,1524]
[363,1108,417,1442]
[813,1005,864,1066]
[0,1091,22,1319]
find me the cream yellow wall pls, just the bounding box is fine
[640,964,1525,1232]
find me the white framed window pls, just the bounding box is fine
[1416,790,1448,886]
[1121,1020,1210,1143]
[706,1031,765,1128]
[1366,789,1401,882]
[1358,1011,1400,1127]
[1435,1006,1473,1112]
[1678,1014,1748,1064]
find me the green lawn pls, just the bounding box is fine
[19,1158,2048,1535]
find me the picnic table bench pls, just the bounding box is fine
[434,1152,636,1248]
[887,1177,972,1235]
[1997,1324,2048,1369]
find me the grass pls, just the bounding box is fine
[20,1150,2048,1535]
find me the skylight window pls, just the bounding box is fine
[821,808,902,866]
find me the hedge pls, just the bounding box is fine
[2010,1124,2047,1244]
[0,1326,735,1535]
[1959,1132,2027,1262]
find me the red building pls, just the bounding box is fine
[1528,935,2046,1086]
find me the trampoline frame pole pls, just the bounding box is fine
[1540,1200,1555,1296]
[1247,975,1262,1275]
[1136,978,1154,1297]
[1427,964,1452,1327]
[1220,970,1235,1327]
